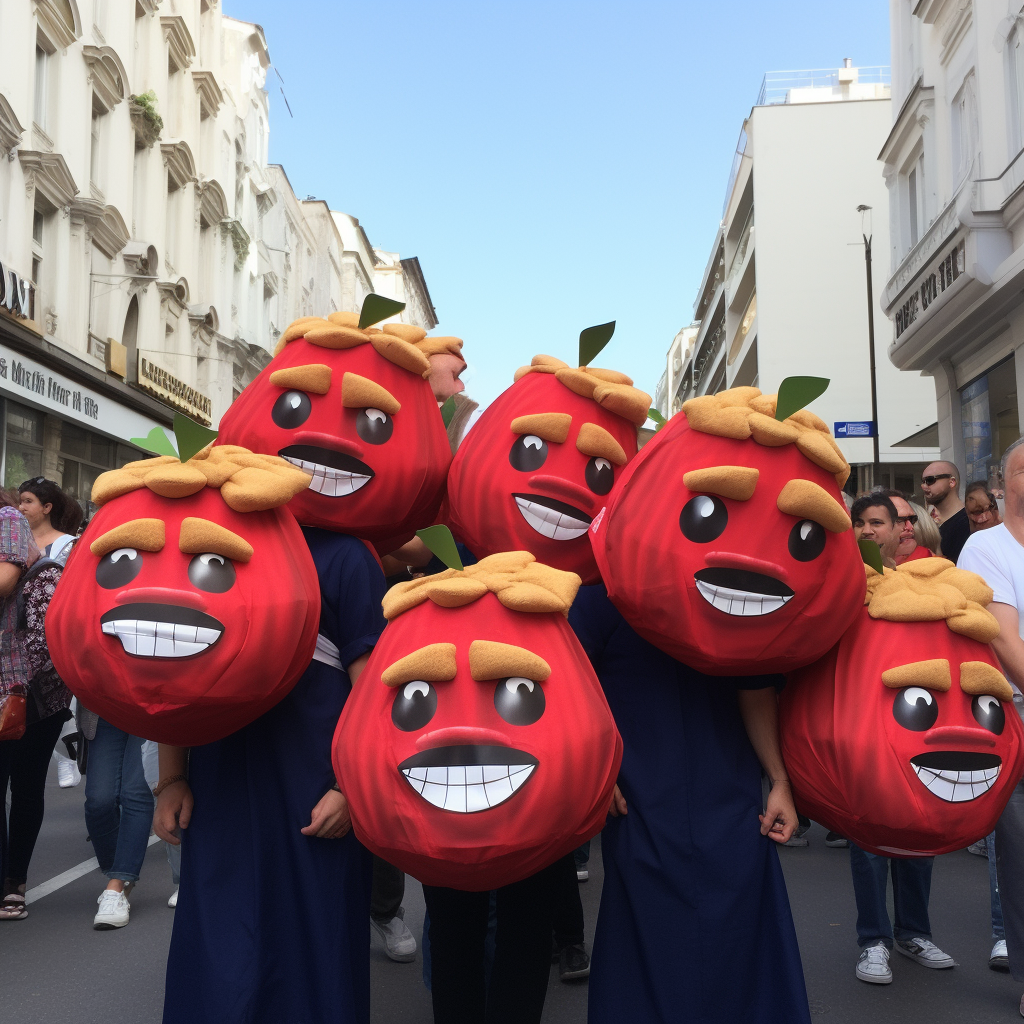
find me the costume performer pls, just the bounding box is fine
[157,307,453,1024]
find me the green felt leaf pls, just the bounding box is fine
[648,408,667,431]
[129,426,177,458]
[858,537,885,575]
[579,321,616,367]
[775,376,830,422]
[440,396,457,428]
[416,525,464,571]
[358,293,406,330]
[173,413,218,463]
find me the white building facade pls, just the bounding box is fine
[672,63,940,496]
[881,0,1024,491]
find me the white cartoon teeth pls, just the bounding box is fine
[401,763,536,813]
[101,619,222,658]
[912,763,1000,802]
[514,497,589,541]
[695,580,793,616]
[282,456,372,497]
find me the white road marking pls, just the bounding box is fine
[26,834,161,905]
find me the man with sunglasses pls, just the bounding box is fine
[921,462,969,563]
[879,490,931,564]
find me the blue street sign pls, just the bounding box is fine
[834,421,876,438]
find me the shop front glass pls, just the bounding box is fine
[960,355,1020,493]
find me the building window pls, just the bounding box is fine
[30,205,50,321]
[90,96,104,191]
[961,355,1020,489]
[1009,27,1024,152]
[902,150,926,251]
[4,402,44,488]
[34,43,49,128]
[951,73,978,185]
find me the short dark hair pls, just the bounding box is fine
[878,488,909,501]
[18,478,84,535]
[851,493,897,525]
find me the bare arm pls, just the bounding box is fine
[153,744,192,844]
[989,602,1024,690]
[737,687,797,843]
[387,537,434,568]
[0,562,21,598]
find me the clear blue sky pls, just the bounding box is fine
[228,0,891,412]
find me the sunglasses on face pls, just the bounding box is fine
[921,474,952,486]
[895,514,919,525]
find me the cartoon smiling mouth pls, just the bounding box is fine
[279,444,374,497]
[513,493,591,541]
[100,603,224,658]
[910,751,1002,802]
[693,567,795,617]
[398,744,538,813]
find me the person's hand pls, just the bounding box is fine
[301,789,351,839]
[759,779,797,843]
[154,780,193,845]
[608,784,627,817]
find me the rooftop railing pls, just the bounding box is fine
[755,66,891,106]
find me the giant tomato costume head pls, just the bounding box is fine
[217,313,452,545]
[333,552,622,889]
[447,356,650,584]
[780,559,1024,856]
[591,386,866,674]
[47,447,320,745]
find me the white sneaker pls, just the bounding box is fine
[93,889,130,929]
[856,942,892,984]
[57,760,80,788]
[895,937,956,969]
[370,909,417,962]
[167,887,178,909]
[991,939,1009,971]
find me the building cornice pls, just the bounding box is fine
[70,198,130,258]
[879,78,934,166]
[0,94,26,158]
[221,219,250,269]
[33,0,82,50]
[18,149,78,208]
[161,139,196,190]
[135,0,161,15]
[160,15,196,70]
[192,70,224,120]
[197,178,228,226]
[82,45,129,111]
[399,256,439,329]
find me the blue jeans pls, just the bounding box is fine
[84,718,154,883]
[988,831,1004,940]
[849,844,933,949]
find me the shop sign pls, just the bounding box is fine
[0,259,34,320]
[136,353,212,425]
[894,239,966,340]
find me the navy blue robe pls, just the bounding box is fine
[163,529,386,1024]
[570,584,810,1024]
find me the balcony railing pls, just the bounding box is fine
[755,66,890,106]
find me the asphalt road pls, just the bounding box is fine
[2,764,1022,1023]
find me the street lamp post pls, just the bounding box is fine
[857,204,881,479]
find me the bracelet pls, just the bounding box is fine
[153,774,188,797]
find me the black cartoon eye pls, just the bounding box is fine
[679,495,728,543]
[356,407,393,445]
[392,680,437,731]
[509,434,548,472]
[788,519,826,562]
[272,390,312,429]
[973,694,1006,735]
[96,547,142,589]
[188,552,237,593]
[892,687,938,731]
[586,457,614,495]
[494,676,546,726]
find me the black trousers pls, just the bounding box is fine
[551,852,585,949]
[422,857,564,1024]
[371,855,405,922]
[0,711,65,887]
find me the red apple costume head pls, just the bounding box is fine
[216,312,454,545]
[333,551,622,889]
[590,386,866,674]
[46,446,320,745]
[446,356,650,584]
[780,559,1024,857]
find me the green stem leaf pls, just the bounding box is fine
[415,525,464,571]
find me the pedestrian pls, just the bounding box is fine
[966,481,1003,533]
[878,490,931,564]
[851,493,901,568]
[141,741,181,910]
[921,461,970,562]
[18,477,80,561]
[957,435,1024,1015]
[909,500,942,556]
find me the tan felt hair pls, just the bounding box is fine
[864,559,999,643]
[179,517,254,563]
[382,551,581,620]
[777,479,851,533]
[304,324,368,349]
[381,644,458,687]
[512,355,651,428]
[342,372,401,415]
[576,422,627,466]
[327,311,360,328]
[881,660,952,692]
[468,640,552,682]
[416,336,465,359]
[92,446,310,514]
[370,335,432,377]
[90,519,165,557]
[959,661,1014,701]
[382,323,429,344]
[683,466,759,502]
[270,364,333,395]
[511,414,572,444]
[682,387,851,487]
